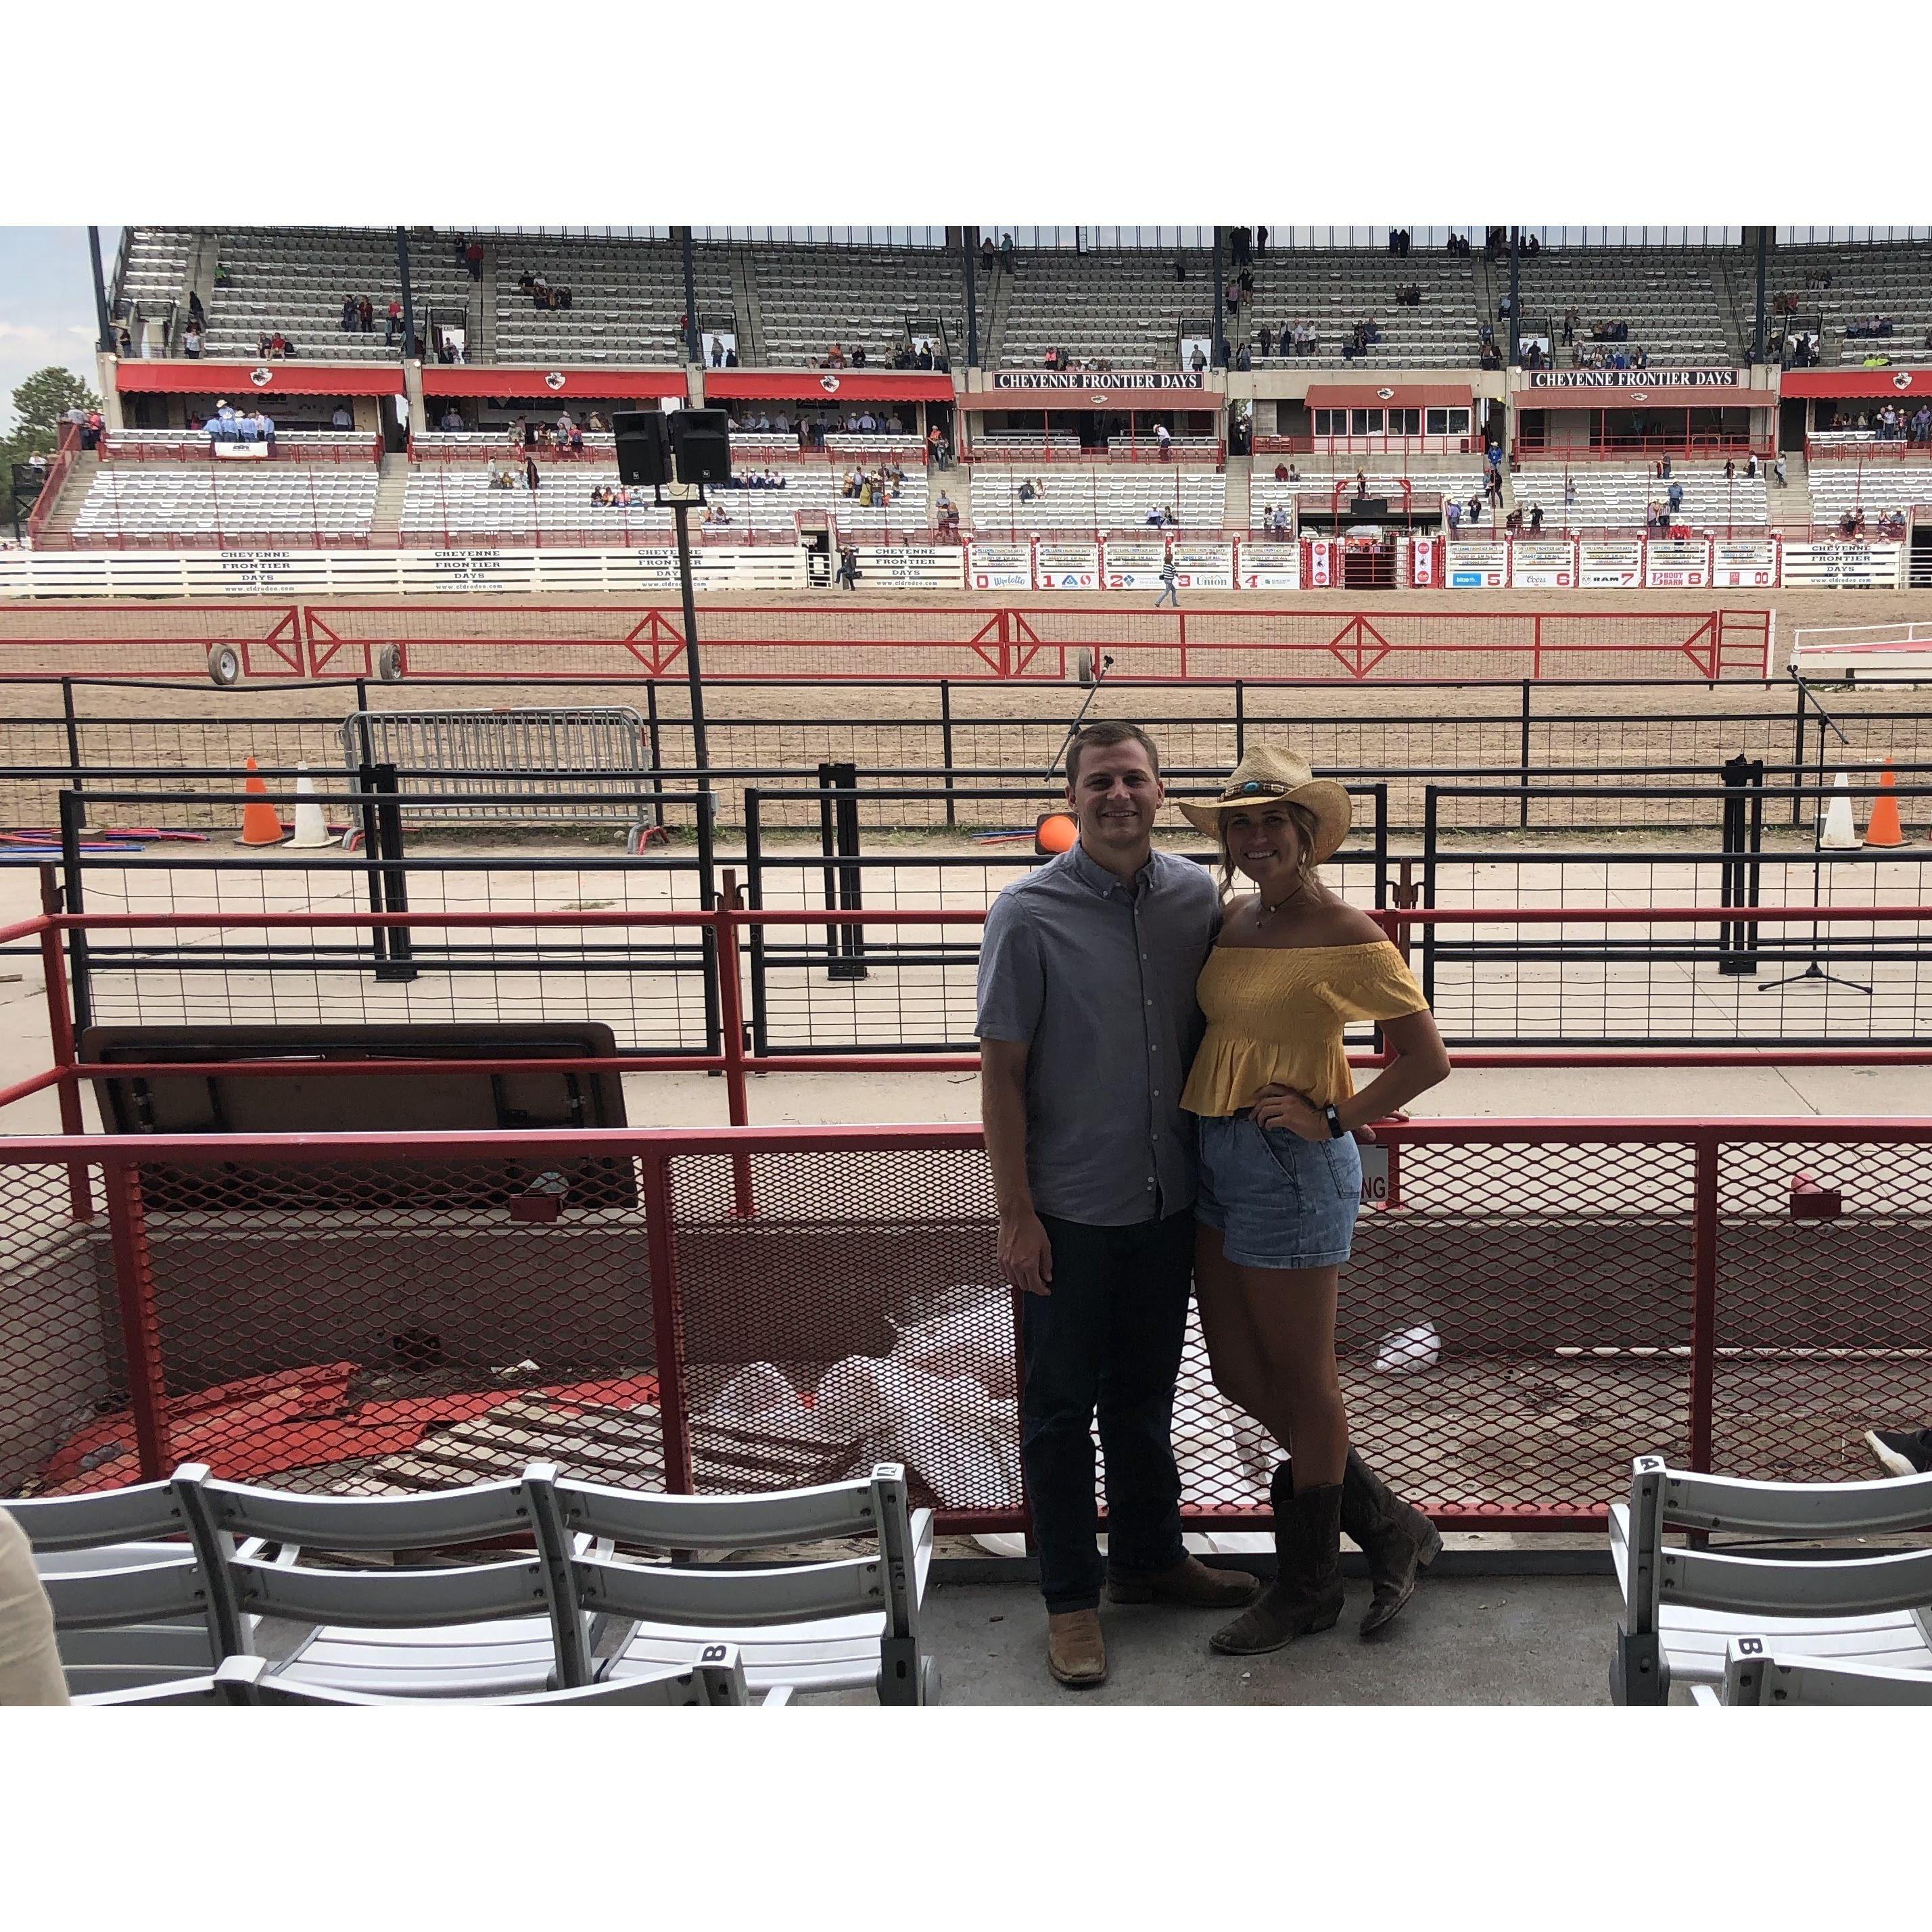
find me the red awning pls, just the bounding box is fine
[115,360,404,397]
[1781,368,1932,399]
[705,370,956,402]
[421,366,688,399]
[958,387,1219,413]
[1304,383,1472,410]
[1519,385,1778,410]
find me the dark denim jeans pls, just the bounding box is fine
[1021,1210,1194,1613]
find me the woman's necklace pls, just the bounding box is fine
[1255,880,1306,926]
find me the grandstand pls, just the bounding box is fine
[1513,245,1739,364]
[14,224,1929,584]
[1511,464,1771,533]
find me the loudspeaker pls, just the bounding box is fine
[613,410,669,487]
[669,408,732,485]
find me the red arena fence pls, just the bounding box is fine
[2,897,1930,1526]
[0,600,1771,684]
[2,1113,1927,1531]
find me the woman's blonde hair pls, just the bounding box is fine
[1215,797,1329,902]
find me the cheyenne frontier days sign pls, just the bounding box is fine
[991,371,1206,390]
[1524,369,1743,390]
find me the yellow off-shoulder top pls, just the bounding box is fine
[1180,940,1428,1117]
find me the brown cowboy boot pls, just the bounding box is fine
[1341,1446,1443,1638]
[1108,1553,1258,1609]
[1047,1609,1108,1688]
[1210,1464,1344,1655]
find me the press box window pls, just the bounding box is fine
[1386,408,1421,435]
[1426,407,1472,435]
[1348,409,1384,434]
[1313,408,1349,436]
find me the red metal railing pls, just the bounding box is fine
[100,433,383,465]
[3,1110,1929,1528]
[22,422,81,548]
[6,895,1932,1524]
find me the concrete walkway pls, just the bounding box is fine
[919,1571,1620,1704]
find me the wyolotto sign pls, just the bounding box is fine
[968,541,1033,591]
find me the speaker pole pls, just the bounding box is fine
[672,496,708,774]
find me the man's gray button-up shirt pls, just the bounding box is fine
[975,841,1221,1227]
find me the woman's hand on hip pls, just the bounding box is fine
[1249,1085,1328,1141]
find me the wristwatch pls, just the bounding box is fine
[1323,1102,1346,1139]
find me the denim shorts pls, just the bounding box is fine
[1194,1113,1362,1271]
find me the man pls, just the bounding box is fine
[977,722,1256,1689]
[331,404,352,432]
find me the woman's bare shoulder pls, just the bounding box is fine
[1309,899,1389,947]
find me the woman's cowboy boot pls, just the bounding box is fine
[1210,1465,1344,1656]
[1340,1446,1443,1638]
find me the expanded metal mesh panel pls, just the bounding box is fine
[1712,1139,1932,1482]
[0,1163,115,1500]
[85,1156,657,1499]
[665,1147,1014,1512]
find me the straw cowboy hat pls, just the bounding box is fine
[1177,747,1352,864]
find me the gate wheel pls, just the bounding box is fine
[207,642,243,687]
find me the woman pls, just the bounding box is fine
[1178,749,1451,1656]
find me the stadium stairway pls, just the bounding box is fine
[981,258,1015,367]
[34,450,99,541]
[371,452,410,545]
[932,462,970,527]
[472,245,497,362]
[728,246,765,365]
[1223,453,1250,531]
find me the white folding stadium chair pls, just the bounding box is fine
[175,1463,575,1699]
[1609,1453,1932,1705]
[527,1460,937,1705]
[6,1476,252,1698]
[83,1645,781,1707]
[1717,1636,1932,1708]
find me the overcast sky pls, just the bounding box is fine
[0,227,115,431]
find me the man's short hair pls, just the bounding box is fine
[1066,721,1160,791]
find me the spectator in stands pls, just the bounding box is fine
[1667,479,1684,517]
[466,241,484,281]
[184,325,202,358]
[439,406,465,432]
[526,454,541,492]
[999,233,1016,273]
[1564,476,1576,509]
[937,490,959,534]
[1528,503,1543,534]
[1504,506,1524,535]
[189,290,206,329]
[1269,504,1290,537]
[385,300,402,345]
[1190,344,1208,373]
[341,296,358,331]
[1155,422,1172,461]
[1774,452,1788,487]
[517,416,534,450]
[1724,458,1736,482]
[837,544,859,589]
[1444,497,1461,536]
[1466,494,1483,526]
[1255,225,1269,256]
[824,342,849,369]
[331,404,352,431]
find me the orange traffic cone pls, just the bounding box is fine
[1864,759,1904,849]
[238,757,285,846]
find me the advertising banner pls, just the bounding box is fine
[1645,539,1712,590]
[851,546,967,590]
[1712,539,1779,589]
[968,540,1034,591]
[1509,540,1576,589]
[1577,540,1644,589]
[1445,541,1509,588]
[1169,541,1233,590]
[1304,538,1338,588]
[1407,536,1442,588]
[1101,540,1169,590]
[1235,541,1302,590]
[1033,542,1102,590]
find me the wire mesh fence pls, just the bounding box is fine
[5,1125,1928,1528]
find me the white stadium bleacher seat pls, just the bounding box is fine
[968,463,1226,534]
[494,236,734,365]
[71,467,379,544]
[749,243,964,367]
[1517,248,1739,364]
[400,459,927,544]
[1609,1454,1932,1705]
[1806,459,1932,521]
[1512,465,1769,532]
[200,227,473,365]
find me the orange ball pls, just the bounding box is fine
[1035,812,1079,855]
